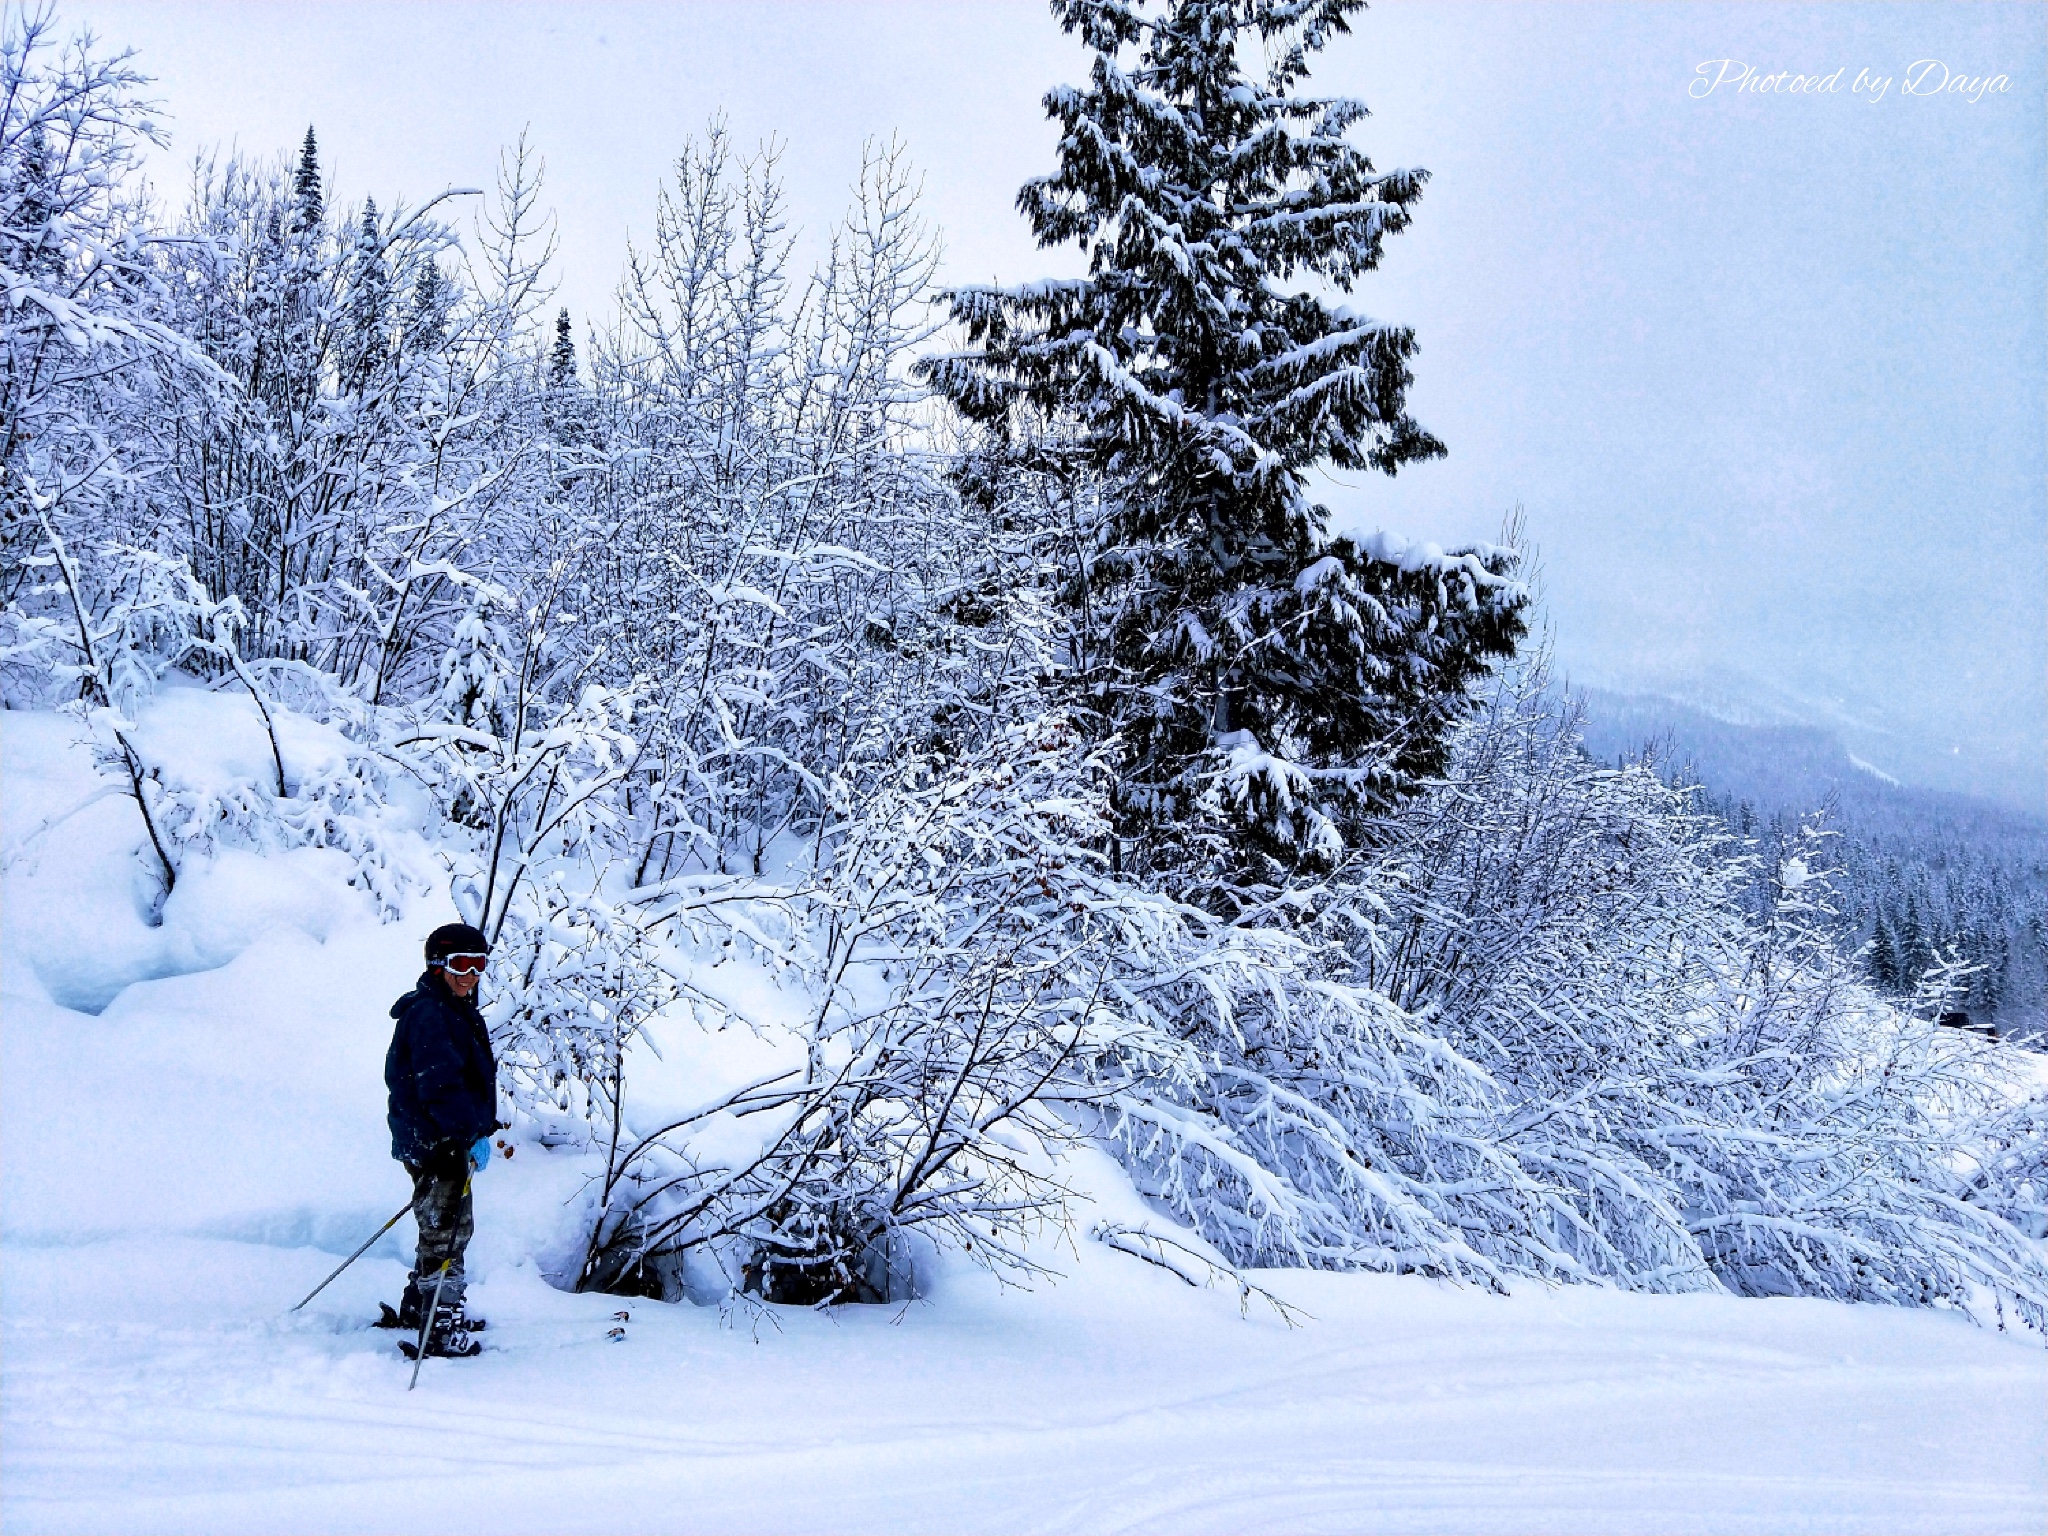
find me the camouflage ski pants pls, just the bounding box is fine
[407,1144,474,1303]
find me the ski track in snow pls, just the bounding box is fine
[7,1233,2044,1536]
[4,707,2045,1535]
[5,1250,2043,1535]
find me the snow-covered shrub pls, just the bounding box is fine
[1,8,197,589]
[1070,660,2048,1328]
[1355,665,2048,1326]
[485,883,678,1129]
[371,572,669,1123]
[4,534,410,908]
[581,130,953,883]
[1965,1094,2048,1244]
[383,576,640,923]
[578,712,1148,1301]
[136,130,521,692]
[1096,925,1701,1291]
[567,644,2048,1326]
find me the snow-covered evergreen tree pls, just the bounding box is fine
[547,306,576,390]
[290,126,321,227]
[542,305,593,459]
[343,198,389,388]
[923,0,1526,890]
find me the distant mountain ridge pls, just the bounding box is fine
[1570,686,2044,836]
[1556,661,2044,815]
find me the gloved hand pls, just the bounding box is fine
[469,1136,493,1174]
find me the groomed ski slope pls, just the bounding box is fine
[4,702,2045,1535]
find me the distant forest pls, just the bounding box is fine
[1578,690,2048,1045]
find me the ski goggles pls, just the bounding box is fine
[437,952,489,975]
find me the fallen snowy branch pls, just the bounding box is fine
[1090,1220,1310,1326]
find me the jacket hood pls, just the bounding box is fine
[390,970,443,1020]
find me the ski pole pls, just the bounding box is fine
[288,1200,413,1313]
[409,1258,454,1391]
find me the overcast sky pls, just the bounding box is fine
[75,0,2048,809]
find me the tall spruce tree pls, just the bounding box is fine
[547,307,577,391]
[924,0,1526,890]
[345,199,389,388]
[291,127,323,229]
[271,127,325,414]
[404,261,451,355]
[1869,918,1900,992]
[543,307,592,464]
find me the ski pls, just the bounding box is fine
[396,1336,484,1361]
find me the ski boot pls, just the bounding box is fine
[398,1297,483,1361]
[381,1276,486,1333]
[379,1298,488,1332]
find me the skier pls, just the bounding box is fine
[383,921,499,1359]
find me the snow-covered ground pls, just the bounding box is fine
[5,703,2045,1535]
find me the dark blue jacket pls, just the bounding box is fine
[385,970,498,1166]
